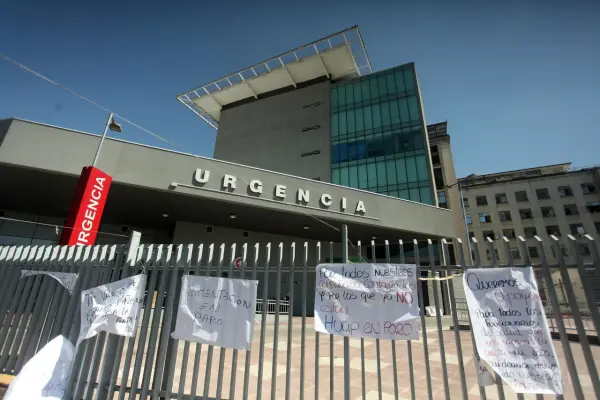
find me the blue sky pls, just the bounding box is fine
[1,0,598,178]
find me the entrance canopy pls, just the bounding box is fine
[0,119,454,243]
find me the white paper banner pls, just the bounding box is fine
[477,360,496,386]
[171,275,258,350]
[77,274,146,347]
[464,267,563,394]
[5,335,74,400]
[314,263,420,340]
[21,270,78,295]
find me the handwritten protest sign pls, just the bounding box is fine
[5,335,74,400]
[77,274,146,347]
[171,276,258,350]
[477,360,496,386]
[464,267,563,394]
[314,263,420,340]
[21,270,78,295]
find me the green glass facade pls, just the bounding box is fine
[330,63,434,205]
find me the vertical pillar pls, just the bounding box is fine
[341,224,350,400]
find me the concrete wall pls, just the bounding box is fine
[216,81,332,182]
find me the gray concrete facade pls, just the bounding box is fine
[215,80,332,182]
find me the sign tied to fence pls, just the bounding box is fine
[314,263,420,340]
[464,267,563,395]
[171,275,258,350]
[5,335,74,400]
[77,274,146,347]
[21,270,78,295]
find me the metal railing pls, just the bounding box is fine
[0,233,599,399]
[255,299,290,315]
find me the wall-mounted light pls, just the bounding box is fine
[303,225,310,230]
[371,236,377,240]
[229,214,237,219]
[162,213,169,218]
[169,182,178,189]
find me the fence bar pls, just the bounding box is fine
[441,239,468,400]
[314,242,321,400]
[173,245,193,399]
[384,241,400,400]
[189,244,206,399]
[300,242,308,400]
[342,224,351,400]
[202,243,225,400]
[329,242,335,400]
[570,236,600,340]
[357,241,367,400]
[414,239,433,400]
[242,244,259,400]
[370,240,383,400]
[270,242,284,400]
[398,240,416,400]
[458,239,487,400]
[256,243,271,400]
[551,236,600,398]
[285,242,296,400]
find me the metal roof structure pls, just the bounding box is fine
[176,26,372,129]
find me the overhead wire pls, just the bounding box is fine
[0,216,129,238]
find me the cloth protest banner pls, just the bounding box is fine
[464,267,563,394]
[77,274,146,347]
[4,335,75,400]
[21,270,78,295]
[171,275,258,350]
[314,263,420,340]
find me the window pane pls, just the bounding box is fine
[340,166,349,186]
[378,75,388,97]
[347,109,356,133]
[367,136,385,158]
[404,68,415,91]
[399,189,409,200]
[406,156,418,182]
[337,85,346,107]
[377,162,387,186]
[346,141,356,161]
[355,107,364,131]
[407,96,420,122]
[383,134,395,156]
[395,159,408,183]
[338,111,347,134]
[345,83,354,106]
[363,105,373,130]
[349,165,358,188]
[386,160,396,184]
[398,98,410,123]
[361,80,370,101]
[394,70,406,93]
[338,143,348,162]
[358,164,368,189]
[372,103,382,128]
[420,187,432,205]
[331,87,338,109]
[415,155,429,181]
[381,101,391,127]
[332,168,340,184]
[409,188,420,202]
[386,73,396,95]
[331,113,339,137]
[367,163,378,187]
[370,77,379,100]
[356,140,366,160]
[331,144,340,164]
[353,82,361,104]
[389,100,401,125]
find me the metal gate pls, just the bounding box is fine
[1,233,599,399]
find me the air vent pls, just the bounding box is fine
[206,226,213,233]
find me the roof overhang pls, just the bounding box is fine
[177,26,372,130]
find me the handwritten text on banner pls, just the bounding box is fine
[314,263,420,340]
[77,274,146,347]
[464,267,563,395]
[171,276,258,350]
[5,335,74,400]
[21,270,78,295]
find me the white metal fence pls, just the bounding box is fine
[0,233,599,399]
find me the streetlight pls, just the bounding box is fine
[92,113,122,167]
[445,174,475,264]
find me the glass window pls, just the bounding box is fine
[347,109,356,134]
[466,214,472,225]
[405,157,418,182]
[479,212,492,223]
[495,193,508,204]
[383,135,395,156]
[394,69,406,93]
[476,196,488,206]
[349,165,358,188]
[541,206,556,218]
[515,191,528,202]
[564,204,579,216]
[536,188,550,200]
[503,229,516,239]
[389,100,400,125]
[353,82,362,103]
[332,168,340,184]
[378,75,388,97]
[386,73,396,95]
[437,190,448,208]
[395,159,408,183]
[483,230,496,240]
[398,98,410,123]
[578,243,591,257]
[519,209,533,219]
[367,136,385,158]
[524,227,537,238]
[338,143,348,163]
[380,102,391,127]
[546,225,561,237]
[363,106,373,130]
[345,83,354,106]
[581,183,597,194]
[337,85,346,107]
[355,107,364,132]
[355,140,366,160]
[361,80,370,101]
[386,160,396,185]
[528,246,539,259]
[372,103,382,128]
[558,186,573,197]
[399,189,410,200]
[587,201,600,213]
[331,86,338,109]
[420,187,432,205]
[415,155,429,181]
[409,188,420,202]
[570,223,585,235]
[377,162,387,186]
[369,77,379,100]
[404,68,415,91]
[407,96,420,122]
[331,113,339,138]
[511,248,521,259]
[499,211,512,221]
[463,197,470,207]
[367,163,378,187]
[357,164,368,189]
[338,111,347,135]
[331,144,340,164]
[339,166,349,186]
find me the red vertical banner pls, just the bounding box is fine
[59,166,112,246]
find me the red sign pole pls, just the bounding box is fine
[58,166,112,246]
